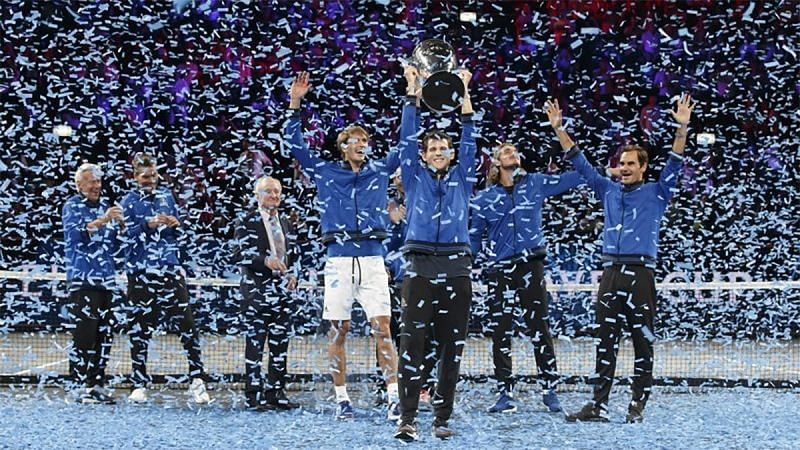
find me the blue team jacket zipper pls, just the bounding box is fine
[435,175,443,244]
[508,184,519,254]
[616,190,625,254]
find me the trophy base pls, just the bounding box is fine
[422,71,465,114]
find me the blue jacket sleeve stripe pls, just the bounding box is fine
[383,98,417,174]
[399,103,419,190]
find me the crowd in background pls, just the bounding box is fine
[1,0,798,339]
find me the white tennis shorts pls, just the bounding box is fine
[322,255,391,321]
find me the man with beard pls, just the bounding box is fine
[470,143,583,414]
[121,153,210,405]
[546,95,693,423]
[285,71,415,421]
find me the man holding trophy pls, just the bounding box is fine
[394,39,477,442]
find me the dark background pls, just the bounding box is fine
[1,0,798,340]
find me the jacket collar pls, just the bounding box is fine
[339,160,368,172]
[80,195,102,208]
[621,181,643,192]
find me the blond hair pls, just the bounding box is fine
[486,142,516,187]
[336,125,370,159]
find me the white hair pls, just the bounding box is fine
[74,163,102,189]
[253,176,281,194]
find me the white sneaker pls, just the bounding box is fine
[189,378,210,404]
[129,387,148,403]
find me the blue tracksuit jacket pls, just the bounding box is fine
[120,188,183,274]
[470,171,583,271]
[284,101,416,257]
[62,195,120,291]
[400,103,477,256]
[566,147,684,266]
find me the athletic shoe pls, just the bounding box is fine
[387,401,401,421]
[78,386,116,405]
[128,387,148,404]
[373,386,387,406]
[394,421,418,442]
[335,400,354,420]
[625,401,644,423]
[565,402,609,423]
[189,378,210,404]
[542,389,563,412]
[245,391,275,411]
[488,392,517,413]
[431,419,456,440]
[418,388,432,412]
[267,390,299,410]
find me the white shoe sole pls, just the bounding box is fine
[488,406,517,413]
[394,431,418,442]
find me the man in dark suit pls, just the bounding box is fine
[233,176,300,411]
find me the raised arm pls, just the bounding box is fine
[458,69,476,180]
[399,67,420,189]
[544,98,612,196]
[545,99,574,154]
[540,171,585,197]
[668,93,694,156]
[658,94,693,199]
[284,71,320,173]
[384,67,421,173]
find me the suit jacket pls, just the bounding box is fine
[233,209,298,303]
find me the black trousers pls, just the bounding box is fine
[70,289,114,388]
[398,276,471,423]
[241,282,291,396]
[591,264,657,408]
[389,281,403,352]
[379,282,437,390]
[127,272,204,386]
[487,259,559,392]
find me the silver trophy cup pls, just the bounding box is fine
[411,39,464,114]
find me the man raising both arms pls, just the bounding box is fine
[545,95,693,423]
[284,71,415,421]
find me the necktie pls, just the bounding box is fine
[264,213,286,263]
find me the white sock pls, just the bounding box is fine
[334,385,350,403]
[387,382,399,403]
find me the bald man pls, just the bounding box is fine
[233,176,300,411]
